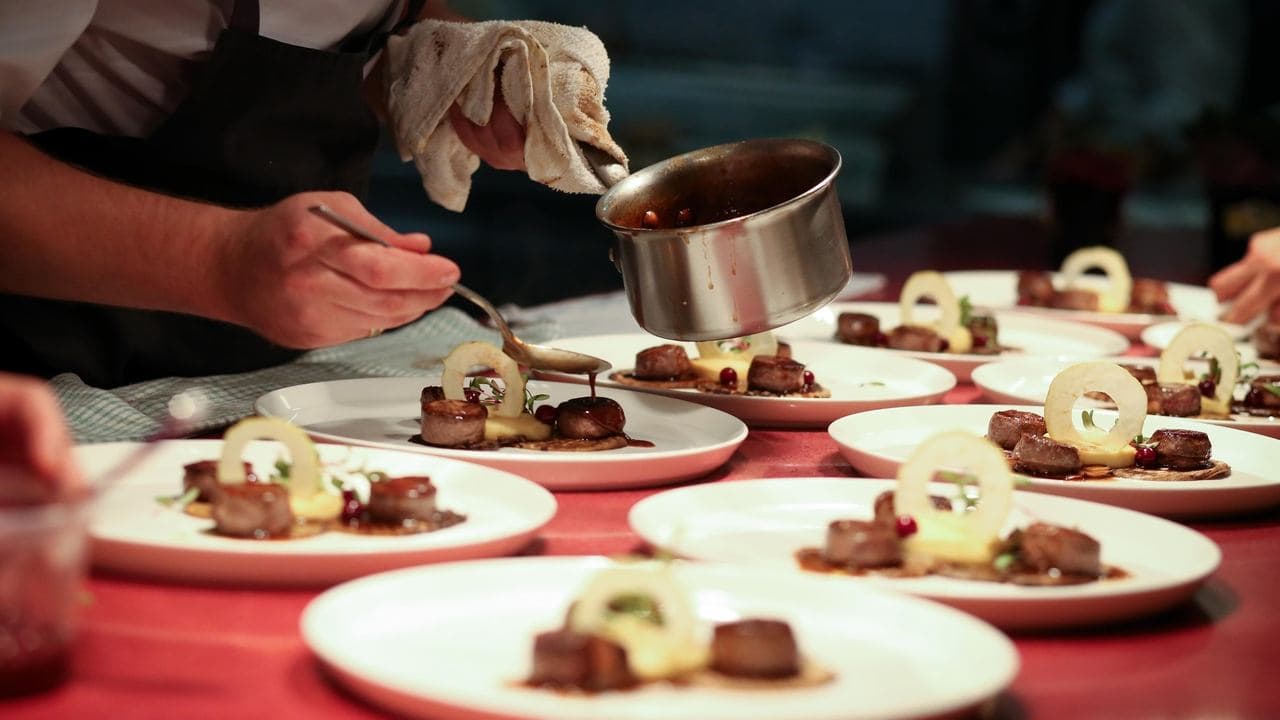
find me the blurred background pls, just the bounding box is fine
[367,0,1280,308]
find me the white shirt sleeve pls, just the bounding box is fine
[0,0,98,128]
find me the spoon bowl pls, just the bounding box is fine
[308,205,611,375]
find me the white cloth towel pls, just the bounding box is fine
[385,19,628,211]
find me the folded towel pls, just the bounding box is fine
[385,19,628,211]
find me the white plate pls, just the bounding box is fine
[971,358,1280,439]
[81,440,556,585]
[630,478,1220,630]
[942,270,1219,340]
[829,404,1280,517]
[1140,320,1274,369]
[780,301,1129,382]
[301,556,1019,720]
[256,378,747,491]
[534,335,957,427]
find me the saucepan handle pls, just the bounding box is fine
[580,143,628,189]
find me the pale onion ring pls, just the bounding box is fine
[441,341,525,418]
[1045,361,1147,450]
[899,271,961,341]
[695,332,778,361]
[216,416,339,520]
[1060,246,1132,313]
[894,431,1013,547]
[1157,323,1238,409]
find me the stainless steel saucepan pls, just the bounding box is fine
[591,138,851,341]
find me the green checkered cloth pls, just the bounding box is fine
[53,307,558,443]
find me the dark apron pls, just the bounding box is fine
[0,0,420,388]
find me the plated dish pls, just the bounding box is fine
[781,301,1129,382]
[301,556,1019,720]
[629,477,1220,630]
[829,404,1280,517]
[534,334,956,427]
[942,270,1219,340]
[256,378,747,491]
[82,439,556,585]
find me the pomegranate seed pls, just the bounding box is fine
[973,335,988,348]
[463,388,481,403]
[939,339,950,352]
[802,370,815,386]
[894,515,918,538]
[719,367,738,388]
[1198,379,1216,397]
[874,331,888,346]
[340,490,363,523]
[1134,446,1157,468]
[534,404,558,424]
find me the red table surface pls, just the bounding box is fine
[10,221,1279,719]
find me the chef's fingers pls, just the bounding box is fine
[1208,259,1255,302]
[0,374,82,495]
[316,193,435,254]
[1220,271,1280,324]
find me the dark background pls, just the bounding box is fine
[366,0,1280,308]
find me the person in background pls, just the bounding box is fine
[0,1,525,389]
[1210,227,1280,324]
[0,373,81,500]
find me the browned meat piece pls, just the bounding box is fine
[966,313,999,352]
[1012,433,1082,476]
[1129,278,1174,314]
[1122,365,1157,385]
[1150,428,1212,470]
[420,399,488,447]
[872,490,952,524]
[1145,383,1201,417]
[556,397,625,439]
[710,619,800,679]
[824,519,901,568]
[1017,522,1102,576]
[420,385,446,404]
[183,460,254,502]
[1017,271,1055,306]
[367,476,437,524]
[776,341,792,359]
[747,355,806,394]
[1255,324,1280,361]
[987,409,1047,450]
[886,325,945,352]
[1052,289,1099,311]
[529,630,635,691]
[633,344,693,380]
[1243,374,1280,412]
[211,482,294,538]
[836,312,881,346]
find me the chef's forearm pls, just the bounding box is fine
[0,130,242,322]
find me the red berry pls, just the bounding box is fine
[719,367,738,387]
[939,339,950,352]
[874,331,888,346]
[1198,379,1216,398]
[340,490,363,523]
[894,515,918,538]
[463,388,481,403]
[973,335,988,348]
[534,404,558,424]
[802,370,815,386]
[1135,446,1157,468]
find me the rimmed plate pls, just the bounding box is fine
[629,478,1220,630]
[534,335,957,427]
[942,270,1219,340]
[81,440,556,585]
[971,358,1280,439]
[780,301,1129,382]
[829,404,1280,517]
[1140,320,1274,369]
[301,556,1019,720]
[256,378,747,491]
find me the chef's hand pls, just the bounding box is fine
[0,373,82,502]
[1209,227,1280,324]
[218,192,460,348]
[449,84,526,171]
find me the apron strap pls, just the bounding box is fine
[229,0,260,34]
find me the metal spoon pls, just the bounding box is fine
[308,204,612,375]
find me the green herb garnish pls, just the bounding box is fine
[271,458,292,484]
[993,552,1016,572]
[1264,383,1280,399]
[1081,409,1097,431]
[937,469,981,511]
[959,295,974,327]
[858,381,886,388]
[525,386,550,414]
[156,486,200,509]
[606,593,664,625]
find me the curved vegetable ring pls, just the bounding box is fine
[1045,361,1147,450]
[217,417,339,520]
[695,332,778,361]
[895,431,1012,547]
[1060,246,1132,314]
[1158,323,1237,410]
[899,271,963,345]
[441,341,524,418]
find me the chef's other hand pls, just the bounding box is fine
[449,82,526,171]
[0,373,82,501]
[1210,227,1280,324]
[219,192,460,348]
